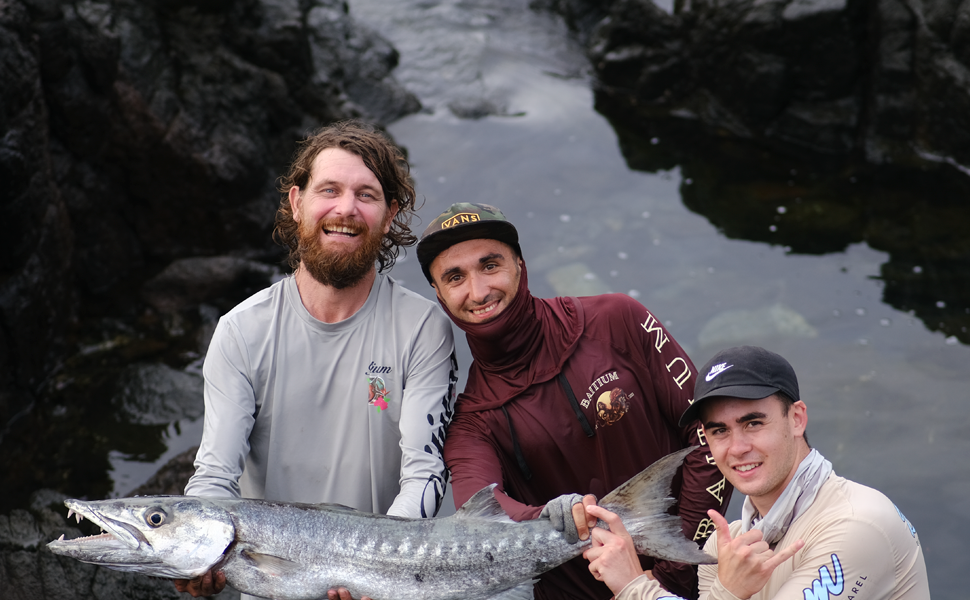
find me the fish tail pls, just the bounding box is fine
[598,446,715,564]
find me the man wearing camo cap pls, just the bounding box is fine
[417,203,729,600]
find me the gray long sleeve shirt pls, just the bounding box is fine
[185,274,457,518]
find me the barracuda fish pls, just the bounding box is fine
[48,447,712,600]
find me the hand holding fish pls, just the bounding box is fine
[328,587,372,600]
[540,493,598,543]
[582,504,646,595]
[174,568,225,596]
[709,509,804,599]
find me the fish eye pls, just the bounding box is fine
[145,509,167,528]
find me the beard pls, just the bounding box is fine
[297,213,387,289]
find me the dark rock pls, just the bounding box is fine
[141,256,280,314]
[129,446,200,496]
[580,0,970,169]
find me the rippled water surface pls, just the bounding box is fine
[342,1,968,597]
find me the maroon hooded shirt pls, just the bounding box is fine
[442,264,731,600]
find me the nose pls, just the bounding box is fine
[330,189,360,217]
[727,432,753,457]
[468,272,491,303]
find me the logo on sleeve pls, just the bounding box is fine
[803,554,844,600]
[705,362,733,381]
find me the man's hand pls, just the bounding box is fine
[582,504,645,595]
[709,509,804,599]
[327,588,372,600]
[174,569,226,596]
[540,493,597,543]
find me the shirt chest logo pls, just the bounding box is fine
[581,370,633,429]
[366,362,392,412]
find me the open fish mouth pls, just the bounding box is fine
[50,500,149,554]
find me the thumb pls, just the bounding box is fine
[708,509,732,546]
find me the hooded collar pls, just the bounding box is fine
[438,262,585,412]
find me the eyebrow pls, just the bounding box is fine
[703,411,768,429]
[479,252,505,264]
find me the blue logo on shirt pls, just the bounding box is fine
[803,554,844,600]
[894,504,918,538]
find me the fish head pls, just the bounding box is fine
[47,496,235,579]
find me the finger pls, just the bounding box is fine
[747,540,770,556]
[173,580,187,592]
[764,538,805,570]
[583,494,597,531]
[708,509,733,545]
[327,590,339,600]
[214,571,227,592]
[586,504,631,538]
[573,501,590,541]
[337,586,354,600]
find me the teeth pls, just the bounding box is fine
[58,534,65,541]
[736,464,760,472]
[472,304,495,315]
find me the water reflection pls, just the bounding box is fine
[596,105,970,345]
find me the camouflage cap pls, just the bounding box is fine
[417,203,521,284]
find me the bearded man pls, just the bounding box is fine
[178,121,457,598]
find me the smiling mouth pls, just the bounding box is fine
[734,463,762,473]
[323,225,361,237]
[471,303,498,317]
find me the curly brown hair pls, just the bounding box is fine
[274,120,417,272]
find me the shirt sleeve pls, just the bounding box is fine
[444,406,544,522]
[386,307,458,519]
[617,575,694,600]
[633,301,731,597]
[184,318,255,498]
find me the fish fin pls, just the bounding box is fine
[600,446,715,565]
[454,484,515,523]
[486,580,536,600]
[241,549,302,576]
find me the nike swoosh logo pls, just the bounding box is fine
[706,363,732,381]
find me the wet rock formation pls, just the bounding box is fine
[0,0,417,514]
[584,0,970,171]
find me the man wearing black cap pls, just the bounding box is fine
[417,203,730,600]
[584,345,930,600]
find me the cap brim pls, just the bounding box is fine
[677,384,780,428]
[418,220,520,281]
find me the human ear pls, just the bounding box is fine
[791,400,808,437]
[384,200,399,234]
[288,186,303,222]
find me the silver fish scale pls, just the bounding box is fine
[217,499,579,600]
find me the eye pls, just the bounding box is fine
[145,509,167,528]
